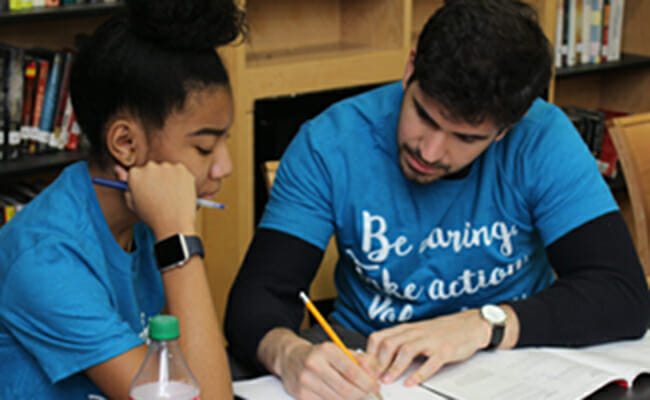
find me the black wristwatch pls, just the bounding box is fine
[154,233,204,272]
[480,304,507,350]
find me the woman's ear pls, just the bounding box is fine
[105,118,143,168]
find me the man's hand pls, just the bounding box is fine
[366,308,498,387]
[259,328,381,400]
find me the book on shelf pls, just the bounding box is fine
[590,0,604,64]
[29,57,50,154]
[554,0,565,68]
[39,52,63,148]
[0,47,8,161]
[2,45,24,161]
[607,0,625,62]
[51,51,73,149]
[601,0,611,62]
[566,0,578,67]
[576,0,592,65]
[19,57,37,155]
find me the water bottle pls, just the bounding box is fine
[129,315,200,400]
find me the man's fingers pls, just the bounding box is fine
[404,355,444,387]
[380,341,425,384]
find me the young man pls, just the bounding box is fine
[226,1,650,399]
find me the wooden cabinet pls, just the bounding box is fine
[2,0,649,322]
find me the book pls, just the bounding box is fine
[577,0,592,64]
[45,0,59,6]
[423,331,650,400]
[39,52,63,149]
[601,0,611,62]
[32,0,44,7]
[3,46,24,161]
[27,57,49,154]
[607,0,625,62]
[61,96,80,151]
[51,51,73,149]
[566,0,578,67]
[554,0,565,68]
[20,58,38,155]
[590,0,604,64]
[8,0,21,10]
[233,331,650,400]
[0,47,9,161]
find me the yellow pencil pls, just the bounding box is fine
[299,291,359,364]
[299,291,383,400]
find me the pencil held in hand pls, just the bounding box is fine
[298,291,359,364]
[298,291,384,400]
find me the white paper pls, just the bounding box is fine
[422,331,650,400]
[234,364,444,400]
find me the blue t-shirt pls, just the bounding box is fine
[0,162,165,399]
[260,82,618,336]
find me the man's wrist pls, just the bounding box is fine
[258,328,308,377]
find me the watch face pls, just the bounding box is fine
[481,304,507,324]
[155,235,187,268]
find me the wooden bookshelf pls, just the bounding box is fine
[3,0,650,323]
[0,148,88,180]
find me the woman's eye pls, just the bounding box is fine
[196,147,212,155]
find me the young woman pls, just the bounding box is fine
[0,0,245,398]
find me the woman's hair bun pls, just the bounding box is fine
[126,0,246,51]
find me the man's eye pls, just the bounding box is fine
[196,147,212,155]
[458,136,478,143]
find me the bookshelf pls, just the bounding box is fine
[2,0,649,322]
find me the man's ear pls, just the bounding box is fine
[105,118,142,168]
[402,49,416,91]
[495,126,511,142]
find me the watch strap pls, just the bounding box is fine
[486,323,505,350]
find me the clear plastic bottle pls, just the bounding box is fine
[129,315,200,400]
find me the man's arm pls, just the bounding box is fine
[513,210,650,346]
[225,229,382,400]
[367,211,649,387]
[225,228,325,369]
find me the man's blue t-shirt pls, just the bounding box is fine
[0,162,165,399]
[260,82,618,336]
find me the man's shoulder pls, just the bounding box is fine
[307,82,402,135]
[502,98,573,149]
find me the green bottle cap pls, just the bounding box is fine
[149,315,180,341]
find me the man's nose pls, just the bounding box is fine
[419,129,447,163]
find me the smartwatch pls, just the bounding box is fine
[480,304,507,350]
[154,233,204,272]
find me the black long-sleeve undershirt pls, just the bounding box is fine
[224,211,650,369]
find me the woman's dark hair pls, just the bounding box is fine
[411,0,552,129]
[70,0,246,167]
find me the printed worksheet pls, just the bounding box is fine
[234,365,443,400]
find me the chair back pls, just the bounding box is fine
[609,112,650,279]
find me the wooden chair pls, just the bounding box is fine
[261,161,339,324]
[608,113,650,287]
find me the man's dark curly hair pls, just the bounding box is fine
[411,0,552,129]
[70,0,247,168]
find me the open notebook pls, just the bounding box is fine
[234,330,650,400]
